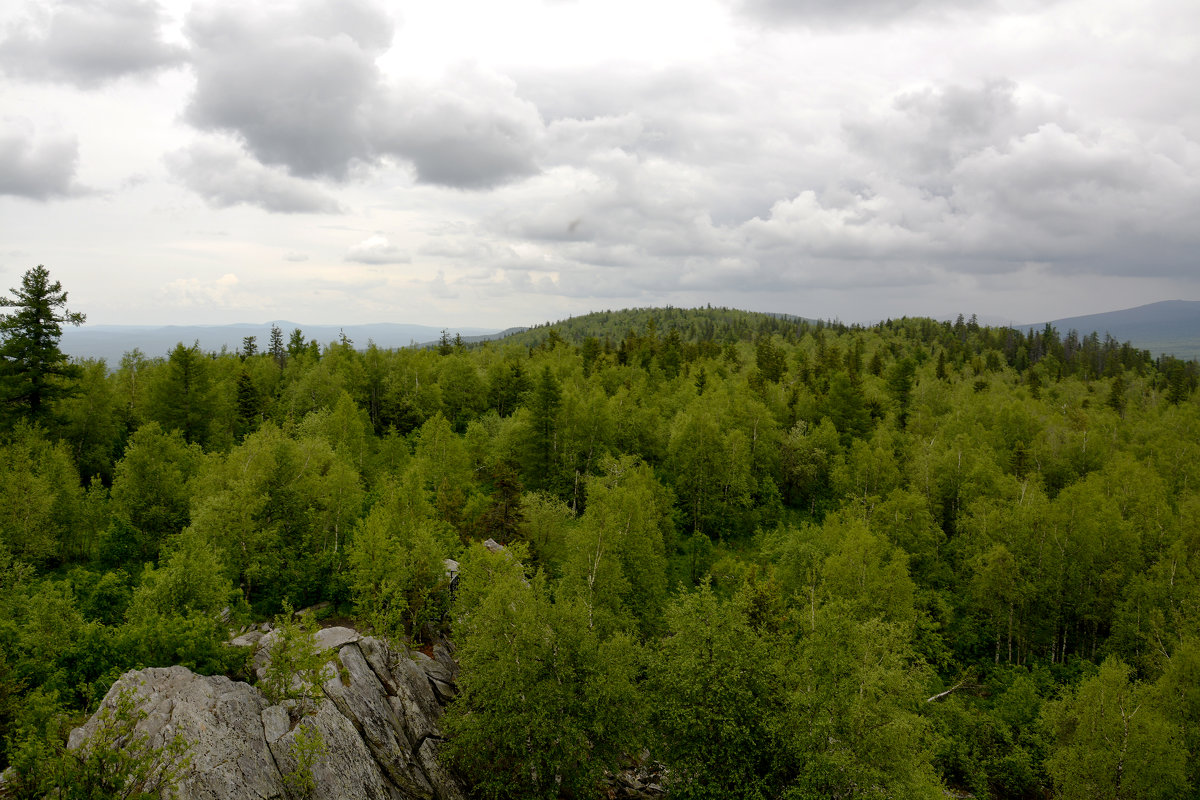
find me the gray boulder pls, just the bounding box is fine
[69,631,464,800]
[69,666,286,800]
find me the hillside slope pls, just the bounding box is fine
[1022,300,1200,359]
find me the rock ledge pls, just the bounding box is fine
[68,628,463,800]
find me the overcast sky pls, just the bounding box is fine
[1,0,1197,328]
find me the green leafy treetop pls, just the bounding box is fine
[261,601,333,718]
[7,684,191,800]
[0,265,85,424]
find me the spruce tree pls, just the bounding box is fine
[0,265,85,423]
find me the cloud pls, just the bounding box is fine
[0,0,184,87]
[738,0,932,26]
[942,123,1200,272]
[470,73,1200,304]
[184,0,388,180]
[492,153,728,255]
[346,234,410,264]
[162,272,243,307]
[165,140,343,213]
[284,251,309,262]
[519,63,830,225]
[373,67,543,188]
[183,0,543,189]
[731,0,1031,28]
[428,269,457,298]
[742,189,935,262]
[843,80,1069,190]
[833,80,1200,276]
[0,120,85,200]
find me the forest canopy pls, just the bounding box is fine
[2,267,1199,799]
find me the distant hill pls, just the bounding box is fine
[60,302,1197,364]
[1020,300,1200,360]
[61,322,502,364]
[494,307,824,348]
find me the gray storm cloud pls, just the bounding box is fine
[732,0,1035,27]
[165,140,344,214]
[1,0,1195,325]
[474,73,1199,299]
[0,0,184,87]
[184,0,388,180]
[371,71,543,189]
[183,0,544,193]
[0,121,84,200]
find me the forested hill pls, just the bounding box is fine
[500,306,1189,388]
[497,305,818,348]
[3,284,1200,798]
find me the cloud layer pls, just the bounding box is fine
[0,120,84,199]
[0,0,1196,326]
[184,0,543,189]
[346,235,410,264]
[165,140,343,213]
[0,0,184,87]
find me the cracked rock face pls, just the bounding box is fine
[69,629,464,800]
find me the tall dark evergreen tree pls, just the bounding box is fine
[147,342,212,446]
[268,325,286,368]
[234,369,262,440]
[478,463,524,543]
[287,328,307,359]
[0,265,85,424]
[525,365,562,494]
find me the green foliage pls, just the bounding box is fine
[0,426,86,565]
[187,422,362,608]
[347,473,454,642]
[145,342,213,447]
[647,583,774,798]
[668,398,753,536]
[108,423,202,564]
[260,601,333,714]
[559,456,673,635]
[779,418,841,514]
[443,544,641,800]
[126,529,233,622]
[8,684,190,800]
[1042,657,1189,800]
[476,462,524,543]
[1,305,1198,800]
[53,358,127,483]
[121,529,243,674]
[774,612,942,800]
[930,675,1045,799]
[282,720,327,799]
[0,436,62,565]
[522,365,564,495]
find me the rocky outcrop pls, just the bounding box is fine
[68,628,464,800]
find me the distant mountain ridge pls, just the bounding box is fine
[58,301,1200,364]
[1020,300,1200,359]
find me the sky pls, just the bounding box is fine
[0,0,1197,329]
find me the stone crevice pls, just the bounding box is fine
[258,713,290,800]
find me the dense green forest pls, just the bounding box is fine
[2,266,1200,799]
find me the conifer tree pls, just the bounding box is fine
[0,265,85,423]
